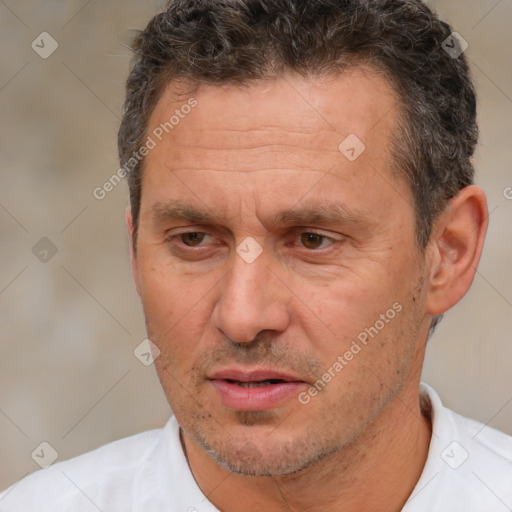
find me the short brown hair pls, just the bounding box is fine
[119,0,477,251]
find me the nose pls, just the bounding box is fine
[212,249,290,343]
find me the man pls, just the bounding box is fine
[1,0,511,510]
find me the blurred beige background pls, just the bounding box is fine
[0,0,511,491]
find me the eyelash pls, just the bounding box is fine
[169,230,338,250]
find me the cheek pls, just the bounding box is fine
[137,257,214,363]
[138,250,205,320]
[292,268,402,336]
[302,293,422,419]
[290,258,422,375]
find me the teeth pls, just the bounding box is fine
[236,380,277,388]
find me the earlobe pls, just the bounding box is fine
[125,206,141,296]
[425,186,488,316]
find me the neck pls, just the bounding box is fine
[182,380,432,512]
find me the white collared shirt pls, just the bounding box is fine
[1,383,511,511]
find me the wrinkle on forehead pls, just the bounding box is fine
[167,145,342,174]
[146,68,398,150]
[141,69,408,229]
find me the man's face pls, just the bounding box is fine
[130,69,432,476]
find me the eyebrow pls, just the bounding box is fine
[274,203,370,226]
[150,200,371,228]
[151,201,223,224]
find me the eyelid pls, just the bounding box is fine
[166,226,213,237]
[165,229,215,247]
[293,227,342,241]
[165,227,344,250]
[289,229,346,253]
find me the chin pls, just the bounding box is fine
[197,427,341,477]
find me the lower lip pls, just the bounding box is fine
[209,380,307,411]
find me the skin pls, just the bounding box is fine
[126,68,488,512]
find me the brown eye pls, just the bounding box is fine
[300,233,329,249]
[180,232,206,246]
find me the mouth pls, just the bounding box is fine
[224,378,292,388]
[207,368,308,411]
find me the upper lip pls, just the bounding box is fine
[208,368,306,383]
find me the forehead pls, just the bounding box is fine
[141,68,410,222]
[146,67,400,166]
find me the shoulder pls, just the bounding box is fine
[449,403,512,498]
[406,384,512,511]
[0,424,168,511]
[459,411,512,462]
[434,385,512,473]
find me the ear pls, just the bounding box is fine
[425,185,488,316]
[125,206,141,296]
